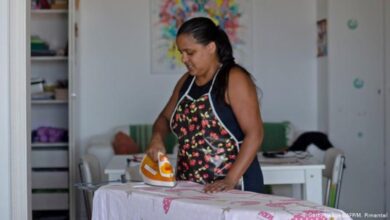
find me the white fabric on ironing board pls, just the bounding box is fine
[92,181,351,220]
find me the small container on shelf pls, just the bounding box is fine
[55,88,68,100]
[31,77,45,94]
[43,83,56,93]
[50,0,68,9]
[55,79,68,100]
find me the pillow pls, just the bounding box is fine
[112,131,140,155]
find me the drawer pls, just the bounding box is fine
[32,193,68,210]
[32,171,68,189]
[263,169,305,184]
[31,150,68,168]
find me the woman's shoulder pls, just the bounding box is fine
[225,65,258,105]
[228,66,253,85]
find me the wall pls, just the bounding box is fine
[0,0,11,218]
[78,0,178,152]
[253,0,317,130]
[78,0,317,153]
[328,0,385,213]
[316,0,329,133]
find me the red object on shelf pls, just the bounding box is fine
[39,0,51,9]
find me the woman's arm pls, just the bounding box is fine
[204,67,263,193]
[146,73,189,161]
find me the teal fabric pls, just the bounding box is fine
[260,122,289,152]
[128,124,177,153]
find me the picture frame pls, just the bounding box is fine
[317,19,327,57]
[150,0,253,74]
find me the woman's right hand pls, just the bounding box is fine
[146,140,166,162]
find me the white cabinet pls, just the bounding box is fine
[32,171,69,189]
[30,1,75,219]
[31,149,69,168]
[32,193,69,211]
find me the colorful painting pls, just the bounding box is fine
[151,0,253,74]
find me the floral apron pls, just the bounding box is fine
[170,71,242,184]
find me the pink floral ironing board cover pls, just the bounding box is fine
[92,181,351,220]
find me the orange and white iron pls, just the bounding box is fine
[139,152,176,187]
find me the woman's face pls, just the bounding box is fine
[176,34,217,76]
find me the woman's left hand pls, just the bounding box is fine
[203,177,237,193]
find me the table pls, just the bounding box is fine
[104,153,325,204]
[92,181,351,220]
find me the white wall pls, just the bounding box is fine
[253,0,317,130]
[316,0,329,133]
[78,0,178,152]
[78,0,317,153]
[328,0,385,213]
[0,0,11,218]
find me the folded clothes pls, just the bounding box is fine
[32,126,68,143]
[31,50,57,56]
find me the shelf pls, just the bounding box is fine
[31,9,68,14]
[32,100,68,105]
[31,56,68,61]
[32,142,68,148]
[29,3,73,218]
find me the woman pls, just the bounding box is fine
[147,17,264,193]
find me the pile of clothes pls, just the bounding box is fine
[32,126,68,143]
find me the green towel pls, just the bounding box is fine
[261,122,289,152]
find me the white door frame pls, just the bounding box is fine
[386,0,390,214]
[5,0,31,219]
[0,0,11,218]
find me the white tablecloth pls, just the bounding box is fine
[92,181,351,220]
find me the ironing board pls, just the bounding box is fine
[104,153,325,204]
[92,181,351,220]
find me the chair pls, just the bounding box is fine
[79,154,102,220]
[323,148,346,208]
